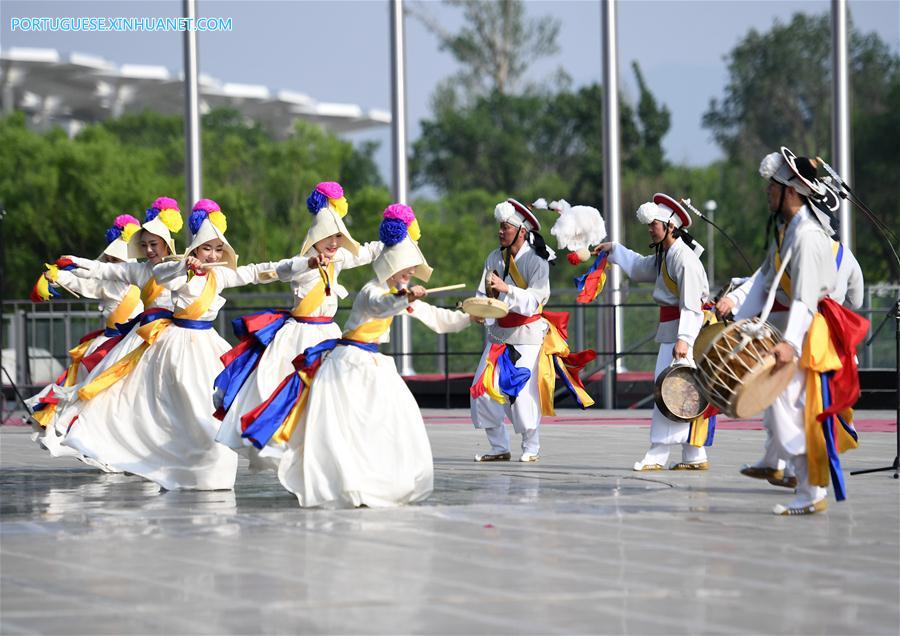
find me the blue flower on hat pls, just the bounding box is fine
[379,218,408,247]
[306,189,328,215]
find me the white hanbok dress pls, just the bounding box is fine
[28,268,144,458]
[48,261,174,464]
[61,260,279,490]
[276,279,470,508]
[215,243,382,468]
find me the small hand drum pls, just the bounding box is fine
[654,362,709,422]
[696,318,796,418]
[461,297,509,319]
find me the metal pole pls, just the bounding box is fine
[831,0,852,248]
[704,200,717,287]
[183,0,202,206]
[601,0,624,408]
[389,0,415,375]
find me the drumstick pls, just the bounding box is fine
[423,283,466,294]
[54,279,82,299]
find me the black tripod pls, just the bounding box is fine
[851,297,900,479]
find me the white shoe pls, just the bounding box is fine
[773,498,827,516]
[519,452,540,463]
[633,459,664,471]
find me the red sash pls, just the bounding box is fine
[659,306,680,322]
[497,312,542,328]
[771,299,790,312]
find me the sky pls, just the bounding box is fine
[3,0,898,193]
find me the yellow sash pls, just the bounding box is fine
[106,285,141,330]
[141,276,164,306]
[343,316,394,343]
[78,272,218,400]
[291,261,334,318]
[800,313,858,487]
[661,256,679,295]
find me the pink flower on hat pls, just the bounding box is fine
[316,182,344,200]
[383,203,415,226]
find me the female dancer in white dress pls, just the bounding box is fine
[49,199,183,462]
[244,205,472,507]
[214,182,383,469]
[27,214,145,457]
[61,200,284,490]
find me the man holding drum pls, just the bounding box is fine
[717,148,839,515]
[469,199,553,462]
[595,194,713,472]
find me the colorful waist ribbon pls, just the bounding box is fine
[801,297,868,501]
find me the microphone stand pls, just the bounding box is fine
[850,296,900,478]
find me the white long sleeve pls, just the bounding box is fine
[409,301,470,334]
[607,242,657,283]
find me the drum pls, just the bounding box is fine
[654,362,709,422]
[693,320,726,360]
[461,297,509,319]
[696,318,796,418]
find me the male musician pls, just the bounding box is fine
[718,148,840,515]
[595,194,713,471]
[719,175,864,494]
[470,199,552,462]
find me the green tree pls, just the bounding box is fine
[411,65,671,202]
[409,0,562,99]
[0,110,389,299]
[703,12,899,281]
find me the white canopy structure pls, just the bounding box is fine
[0,47,391,138]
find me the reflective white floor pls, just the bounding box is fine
[1,412,898,635]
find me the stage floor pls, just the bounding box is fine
[2,410,898,635]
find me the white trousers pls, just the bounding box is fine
[470,342,542,454]
[761,366,826,504]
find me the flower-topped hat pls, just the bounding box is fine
[184,199,238,269]
[299,181,360,257]
[372,204,433,283]
[127,196,183,259]
[102,214,141,261]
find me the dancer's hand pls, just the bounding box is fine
[488,272,509,294]
[771,342,796,371]
[715,296,735,319]
[407,285,427,301]
[308,253,330,269]
[185,256,204,272]
[593,242,613,255]
[673,340,689,359]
